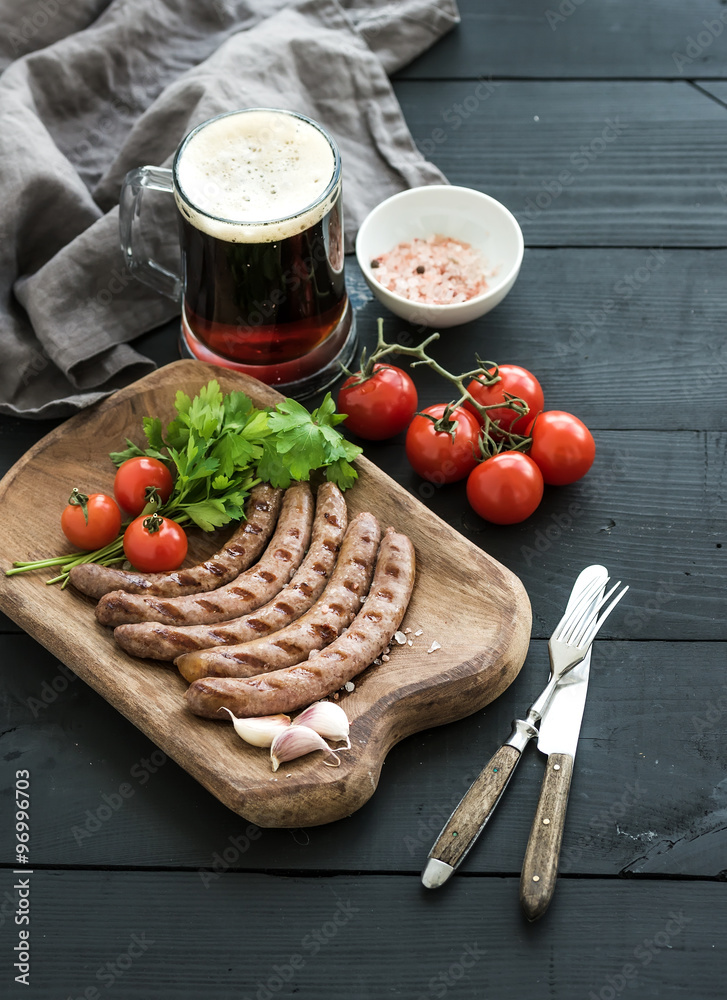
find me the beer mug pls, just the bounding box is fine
[119,108,356,395]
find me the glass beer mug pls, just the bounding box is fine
[119,108,356,395]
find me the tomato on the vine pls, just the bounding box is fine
[465,364,544,436]
[123,514,188,572]
[337,364,418,440]
[466,453,544,525]
[405,404,481,483]
[114,457,174,515]
[61,489,122,550]
[526,410,595,485]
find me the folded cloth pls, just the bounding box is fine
[0,0,458,418]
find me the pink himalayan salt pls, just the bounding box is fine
[370,235,489,305]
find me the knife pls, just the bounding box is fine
[518,572,607,921]
[422,565,608,890]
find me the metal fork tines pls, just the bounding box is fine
[550,579,629,675]
[530,578,629,723]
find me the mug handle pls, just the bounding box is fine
[119,166,182,301]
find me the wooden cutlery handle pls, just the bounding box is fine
[519,752,574,921]
[427,743,523,872]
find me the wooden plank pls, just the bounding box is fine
[695,80,727,105]
[393,80,727,246]
[397,0,727,80]
[2,636,725,879]
[0,871,723,998]
[346,250,727,432]
[358,439,725,643]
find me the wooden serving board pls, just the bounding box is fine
[0,361,531,827]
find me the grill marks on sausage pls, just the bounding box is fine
[96,483,313,627]
[273,602,295,617]
[271,639,305,658]
[194,599,228,614]
[112,482,347,660]
[69,484,282,600]
[185,527,415,719]
[227,587,257,600]
[175,511,381,682]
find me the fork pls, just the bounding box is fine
[422,570,627,889]
[530,578,629,723]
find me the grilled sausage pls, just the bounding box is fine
[185,527,415,719]
[69,483,283,599]
[113,482,348,661]
[96,482,313,627]
[176,511,381,682]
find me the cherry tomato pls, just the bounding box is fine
[466,453,544,525]
[465,364,544,436]
[114,457,174,515]
[123,514,188,572]
[61,489,122,551]
[526,410,595,485]
[337,364,417,441]
[405,405,481,483]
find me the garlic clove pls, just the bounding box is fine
[220,707,291,748]
[270,725,341,772]
[292,701,351,749]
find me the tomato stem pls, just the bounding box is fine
[68,487,90,525]
[365,319,533,459]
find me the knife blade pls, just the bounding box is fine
[519,567,608,921]
[421,565,608,890]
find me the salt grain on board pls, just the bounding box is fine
[370,235,489,304]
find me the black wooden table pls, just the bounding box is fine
[2,3,726,997]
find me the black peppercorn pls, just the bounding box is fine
[371,259,380,268]
[416,265,425,274]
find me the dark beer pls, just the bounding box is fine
[173,109,349,383]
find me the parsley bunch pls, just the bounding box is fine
[7,381,362,587]
[110,380,362,531]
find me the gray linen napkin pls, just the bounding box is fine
[0,0,458,418]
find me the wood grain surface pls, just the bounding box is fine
[429,743,523,870]
[394,80,727,246]
[2,871,723,1000]
[396,0,727,79]
[0,360,531,827]
[519,751,575,921]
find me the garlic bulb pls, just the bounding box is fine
[293,701,350,749]
[270,725,341,772]
[220,707,291,748]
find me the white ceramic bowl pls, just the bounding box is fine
[355,185,524,328]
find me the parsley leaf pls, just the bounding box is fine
[109,382,360,533]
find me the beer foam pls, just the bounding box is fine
[175,110,339,244]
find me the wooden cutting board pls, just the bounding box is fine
[0,361,531,827]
